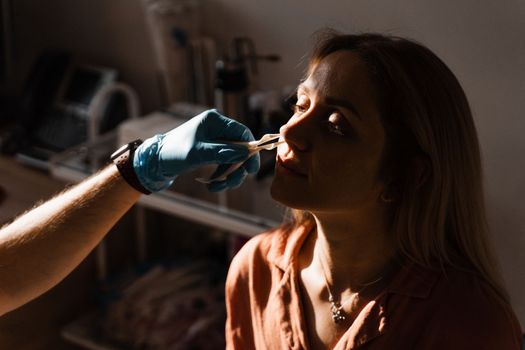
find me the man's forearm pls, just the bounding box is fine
[0,164,141,315]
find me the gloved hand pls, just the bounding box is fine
[133,109,260,193]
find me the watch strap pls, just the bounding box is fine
[112,140,151,195]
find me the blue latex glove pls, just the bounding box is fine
[133,109,260,193]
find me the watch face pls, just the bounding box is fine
[111,139,142,159]
[111,143,130,159]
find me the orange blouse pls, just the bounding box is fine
[225,222,523,349]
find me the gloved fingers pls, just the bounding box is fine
[201,142,260,173]
[203,150,259,179]
[225,167,248,189]
[150,109,257,185]
[204,109,256,142]
[196,143,250,164]
[207,180,228,192]
[243,152,260,174]
[208,163,232,180]
[206,167,247,192]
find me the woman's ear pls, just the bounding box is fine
[379,179,399,203]
[380,155,429,203]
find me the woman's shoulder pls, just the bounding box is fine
[437,267,508,310]
[430,266,522,347]
[228,222,312,279]
[231,227,282,266]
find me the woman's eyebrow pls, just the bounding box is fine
[324,96,362,121]
[298,84,362,121]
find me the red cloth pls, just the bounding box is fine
[225,222,523,349]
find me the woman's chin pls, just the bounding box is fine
[270,178,310,210]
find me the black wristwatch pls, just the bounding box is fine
[110,139,151,195]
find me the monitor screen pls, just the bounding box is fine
[62,67,103,106]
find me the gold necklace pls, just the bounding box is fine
[317,248,383,324]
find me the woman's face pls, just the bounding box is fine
[271,51,388,214]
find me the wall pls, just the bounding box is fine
[11,0,525,326]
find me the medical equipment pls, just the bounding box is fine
[214,37,280,130]
[196,133,283,184]
[7,51,137,170]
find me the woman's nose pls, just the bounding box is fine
[279,114,311,152]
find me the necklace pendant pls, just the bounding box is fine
[330,302,346,324]
[331,308,346,324]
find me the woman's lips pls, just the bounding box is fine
[276,156,308,178]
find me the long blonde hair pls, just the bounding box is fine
[286,31,509,303]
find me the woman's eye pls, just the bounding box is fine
[325,112,351,137]
[292,104,308,114]
[326,121,346,136]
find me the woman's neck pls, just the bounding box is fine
[309,211,398,293]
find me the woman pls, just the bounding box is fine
[225,32,523,349]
